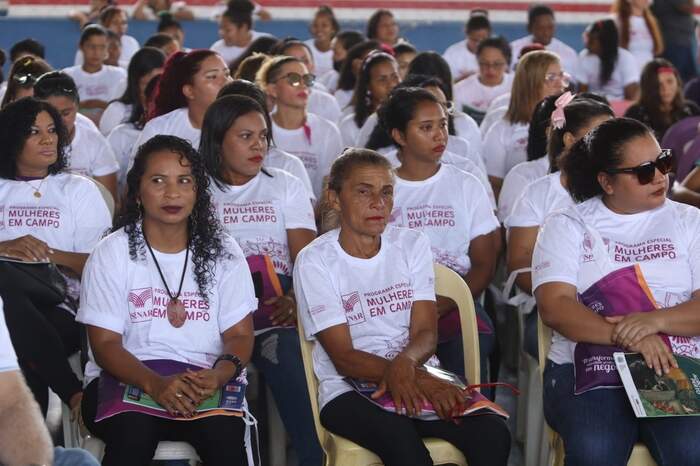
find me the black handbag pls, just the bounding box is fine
[0,257,68,308]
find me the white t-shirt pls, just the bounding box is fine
[305,39,334,78]
[107,122,141,191]
[210,31,269,65]
[510,35,578,74]
[390,164,499,275]
[625,16,655,71]
[442,39,478,81]
[63,65,127,104]
[480,105,508,138]
[482,117,529,179]
[0,173,111,254]
[309,88,342,124]
[333,88,353,112]
[210,168,316,277]
[271,113,343,199]
[99,101,131,136]
[532,197,700,364]
[505,172,573,228]
[383,148,495,209]
[497,156,550,223]
[294,226,438,409]
[77,227,258,383]
[319,69,339,94]
[573,48,640,100]
[339,112,361,148]
[452,111,483,159]
[0,297,18,373]
[67,123,120,177]
[265,147,315,200]
[131,108,200,162]
[74,34,140,69]
[454,73,514,112]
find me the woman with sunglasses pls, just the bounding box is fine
[130,49,232,161]
[339,51,400,147]
[78,135,256,466]
[257,55,343,200]
[200,95,322,466]
[533,117,700,465]
[0,56,52,109]
[482,50,565,198]
[575,19,640,101]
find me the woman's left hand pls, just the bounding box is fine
[606,312,663,348]
[268,295,297,326]
[182,368,226,401]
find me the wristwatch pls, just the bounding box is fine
[213,353,242,379]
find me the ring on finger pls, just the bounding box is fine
[175,392,183,398]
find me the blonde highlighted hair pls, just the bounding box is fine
[506,50,560,125]
[254,55,301,89]
[612,0,664,56]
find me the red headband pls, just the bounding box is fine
[657,66,675,75]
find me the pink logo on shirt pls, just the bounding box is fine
[342,291,366,325]
[6,206,61,229]
[128,287,153,309]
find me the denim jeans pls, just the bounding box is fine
[252,328,323,466]
[436,302,495,398]
[53,447,100,466]
[543,361,700,466]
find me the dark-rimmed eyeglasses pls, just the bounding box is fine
[272,72,315,88]
[604,149,673,185]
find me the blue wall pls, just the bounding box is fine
[0,17,587,73]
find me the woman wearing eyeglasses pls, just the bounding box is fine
[482,50,565,197]
[533,117,700,465]
[257,55,343,200]
[575,19,640,101]
[453,36,513,117]
[78,135,256,466]
[338,51,400,148]
[0,56,52,109]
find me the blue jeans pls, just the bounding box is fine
[53,447,100,466]
[252,328,323,466]
[543,361,700,466]
[436,303,495,397]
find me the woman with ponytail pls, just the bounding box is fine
[611,0,663,70]
[574,19,640,101]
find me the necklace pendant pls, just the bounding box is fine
[167,298,187,328]
[33,191,42,198]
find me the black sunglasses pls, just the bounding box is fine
[272,72,315,88]
[604,149,673,185]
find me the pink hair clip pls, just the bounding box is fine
[551,91,575,130]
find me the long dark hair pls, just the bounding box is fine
[116,47,166,126]
[0,97,68,179]
[406,52,453,101]
[229,36,280,75]
[115,135,226,296]
[353,52,397,128]
[0,56,52,109]
[637,59,685,129]
[337,40,381,92]
[200,95,272,189]
[588,19,619,86]
[366,9,393,41]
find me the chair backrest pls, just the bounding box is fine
[676,132,700,184]
[537,315,552,373]
[660,116,700,173]
[93,179,115,218]
[433,263,480,385]
[295,262,482,455]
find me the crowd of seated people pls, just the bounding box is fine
[2,1,700,465]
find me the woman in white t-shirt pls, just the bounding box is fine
[257,55,343,199]
[380,87,500,392]
[34,71,120,204]
[304,6,339,78]
[210,0,268,67]
[453,36,513,121]
[575,19,640,101]
[0,98,111,418]
[100,47,165,136]
[64,25,127,126]
[200,95,322,466]
[74,6,141,69]
[533,117,700,464]
[216,79,316,200]
[442,13,491,83]
[505,97,613,357]
[483,50,565,198]
[612,0,664,71]
[339,51,400,147]
[295,148,510,466]
[78,135,256,466]
[131,50,233,162]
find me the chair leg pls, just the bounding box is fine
[266,385,287,466]
[523,362,543,466]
